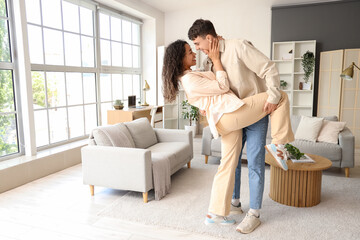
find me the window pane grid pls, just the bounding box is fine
[32,70,96,146]
[99,11,141,68]
[24,0,141,149]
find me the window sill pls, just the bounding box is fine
[0,139,88,171]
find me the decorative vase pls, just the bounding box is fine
[185,125,197,138]
[302,82,312,90]
[113,105,124,110]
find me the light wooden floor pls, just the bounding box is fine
[0,138,358,240]
[0,162,224,240]
[0,137,223,240]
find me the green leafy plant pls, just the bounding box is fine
[285,143,304,160]
[114,99,123,106]
[301,51,315,83]
[280,80,288,89]
[181,100,199,126]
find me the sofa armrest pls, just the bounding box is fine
[338,127,355,168]
[201,126,213,156]
[81,146,153,192]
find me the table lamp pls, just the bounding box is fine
[340,62,360,80]
[141,80,150,106]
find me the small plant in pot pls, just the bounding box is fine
[280,80,288,90]
[113,99,124,110]
[300,51,315,90]
[181,100,199,137]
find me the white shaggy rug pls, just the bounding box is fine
[98,149,360,239]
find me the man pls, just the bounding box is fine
[188,19,281,234]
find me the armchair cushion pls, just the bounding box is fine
[295,116,324,142]
[91,123,135,148]
[291,140,342,161]
[125,118,158,148]
[317,120,346,144]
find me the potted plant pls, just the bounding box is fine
[300,51,315,90]
[113,99,124,110]
[280,80,288,90]
[181,100,199,137]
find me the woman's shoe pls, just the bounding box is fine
[204,214,236,226]
[266,144,289,171]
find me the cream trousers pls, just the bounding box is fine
[208,90,294,216]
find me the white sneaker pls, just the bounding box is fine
[236,212,261,234]
[230,202,243,214]
[265,144,289,171]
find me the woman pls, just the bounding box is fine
[162,39,294,225]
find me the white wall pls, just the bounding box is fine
[164,0,272,58]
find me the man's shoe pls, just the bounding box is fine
[230,202,243,214]
[204,214,236,226]
[236,212,261,234]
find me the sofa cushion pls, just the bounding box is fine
[125,118,158,148]
[295,116,324,142]
[291,140,341,161]
[91,123,135,148]
[148,142,192,172]
[317,120,346,144]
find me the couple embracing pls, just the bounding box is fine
[162,19,295,234]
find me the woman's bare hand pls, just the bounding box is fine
[208,38,220,63]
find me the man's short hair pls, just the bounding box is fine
[188,19,217,40]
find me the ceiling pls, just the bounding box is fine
[139,0,340,13]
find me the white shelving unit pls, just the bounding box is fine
[163,89,186,129]
[272,40,316,116]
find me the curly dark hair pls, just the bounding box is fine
[188,19,217,40]
[162,40,187,103]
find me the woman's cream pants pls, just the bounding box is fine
[208,91,294,216]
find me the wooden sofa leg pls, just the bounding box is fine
[345,167,350,178]
[187,161,191,168]
[205,155,209,164]
[143,192,148,203]
[90,185,94,196]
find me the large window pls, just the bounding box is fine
[25,0,142,149]
[98,11,141,123]
[0,0,20,158]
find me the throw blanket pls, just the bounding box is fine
[151,153,172,200]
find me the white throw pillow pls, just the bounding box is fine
[91,123,135,148]
[125,118,158,148]
[317,120,346,144]
[295,116,324,142]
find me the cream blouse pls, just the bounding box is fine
[180,70,244,138]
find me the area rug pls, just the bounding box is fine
[98,155,360,239]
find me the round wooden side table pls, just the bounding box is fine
[265,153,332,207]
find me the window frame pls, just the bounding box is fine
[25,0,143,151]
[0,0,25,161]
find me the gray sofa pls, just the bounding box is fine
[82,118,193,202]
[202,115,354,177]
